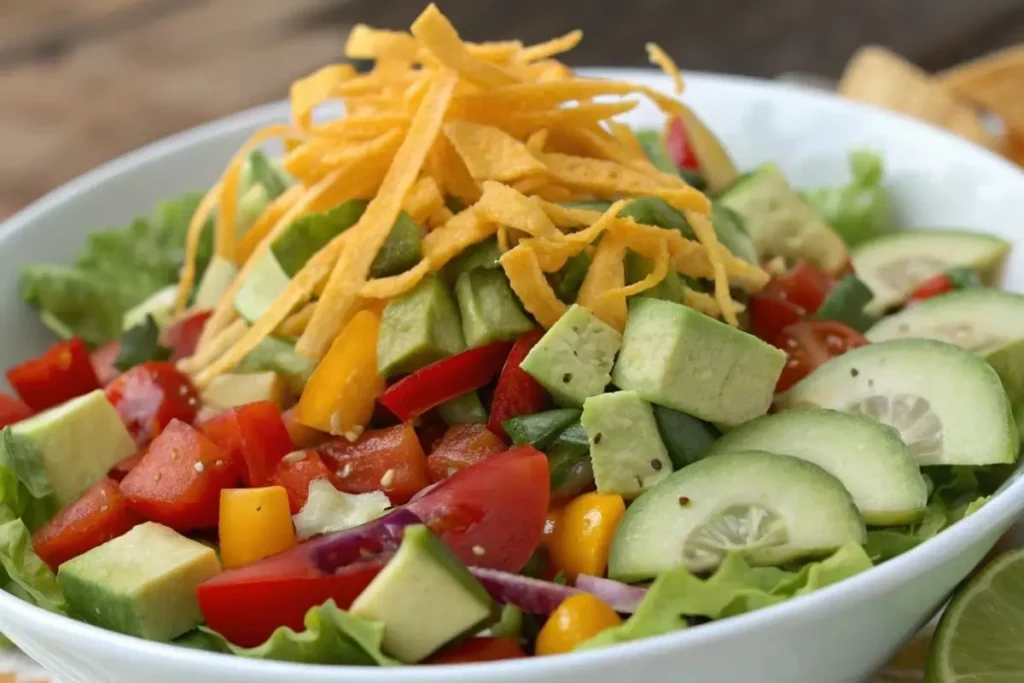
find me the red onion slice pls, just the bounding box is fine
[574,574,647,614]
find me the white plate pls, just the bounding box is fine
[1,68,1023,683]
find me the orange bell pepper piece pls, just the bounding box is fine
[548,492,626,580]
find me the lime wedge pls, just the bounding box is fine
[927,548,1024,682]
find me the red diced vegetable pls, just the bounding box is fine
[378,342,513,421]
[775,320,869,393]
[666,117,700,171]
[426,424,508,483]
[108,447,147,482]
[270,451,336,513]
[90,341,122,386]
[408,445,549,572]
[282,406,330,449]
[6,338,101,412]
[0,393,32,429]
[427,637,526,664]
[487,330,550,439]
[764,261,835,314]
[162,310,212,363]
[318,423,429,505]
[105,362,200,446]
[199,402,292,487]
[32,478,140,571]
[120,419,241,531]
[749,294,806,347]
[910,267,982,302]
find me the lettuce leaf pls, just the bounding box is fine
[291,479,390,541]
[802,150,891,247]
[19,194,213,346]
[177,600,397,666]
[0,429,57,532]
[0,518,66,615]
[578,542,872,650]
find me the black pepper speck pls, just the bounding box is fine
[594,432,602,444]
[678,496,691,506]
[850,368,859,378]
[562,372,573,383]
[651,459,663,471]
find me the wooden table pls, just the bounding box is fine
[2,0,1024,217]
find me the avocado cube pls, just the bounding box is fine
[520,305,622,407]
[369,212,424,278]
[58,523,221,641]
[350,525,495,663]
[455,269,534,348]
[612,298,785,426]
[377,274,465,378]
[582,391,672,498]
[200,372,286,411]
[13,390,136,505]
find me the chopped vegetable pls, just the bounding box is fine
[292,479,391,540]
[7,338,100,412]
[547,493,625,580]
[426,636,526,664]
[425,424,508,482]
[0,394,32,430]
[536,594,622,656]
[775,320,869,392]
[487,330,551,439]
[318,423,429,505]
[114,316,170,373]
[199,401,293,488]
[802,150,891,247]
[105,362,200,446]
[270,450,336,513]
[219,486,297,569]
[910,267,983,302]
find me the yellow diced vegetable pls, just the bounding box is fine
[219,486,297,569]
[535,594,622,656]
[549,493,626,580]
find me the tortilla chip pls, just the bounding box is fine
[577,232,628,331]
[411,5,519,88]
[403,176,446,224]
[940,46,1024,136]
[290,64,357,129]
[518,30,583,62]
[646,43,683,94]
[444,120,548,182]
[475,181,562,239]
[345,25,419,62]
[500,245,567,328]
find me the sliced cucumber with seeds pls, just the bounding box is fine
[851,229,1009,315]
[778,339,1018,467]
[608,450,865,580]
[707,408,927,525]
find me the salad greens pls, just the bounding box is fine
[0,429,57,533]
[114,316,171,372]
[802,150,892,247]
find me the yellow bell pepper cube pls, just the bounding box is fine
[535,594,622,656]
[549,493,626,580]
[219,486,297,569]
[295,308,385,435]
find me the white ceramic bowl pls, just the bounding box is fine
[1,68,1024,683]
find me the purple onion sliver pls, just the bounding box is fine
[469,567,582,614]
[574,574,647,614]
[309,508,421,573]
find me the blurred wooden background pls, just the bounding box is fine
[4,0,1024,218]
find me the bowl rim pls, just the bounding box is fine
[2,67,1024,680]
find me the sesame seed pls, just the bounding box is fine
[215,460,226,469]
[193,462,205,473]
[329,412,343,434]
[472,545,486,557]
[338,464,353,478]
[282,451,307,464]
[256,506,262,512]
[154,472,162,482]
[188,397,198,407]
[99,505,109,513]
[380,469,396,488]
[179,384,190,396]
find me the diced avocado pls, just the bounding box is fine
[349,524,496,663]
[718,163,848,274]
[502,409,581,449]
[200,372,285,410]
[814,275,876,332]
[520,305,622,407]
[122,285,178,331]
[608,450,866,580]
[455,269,534,348]
[377,274,465,378]
[438,392,488,426]
[581,391,671,499]
[652,405,721,469]
[369,212,424,278]
[12,390,135,505]
[678,105,739,193]
[707,408,928,525]
[240,149,291,200]
[232,251,293,323]
[624,251,685,303]
[443,237,502,284]
[852,229,1009,315]
[554,251,592,302]
[710,203,759,265]
[235,337,316,395]
[193,255,239,311]
[612,298,785,426]
[58,522,221,641]
[236,184,271,235]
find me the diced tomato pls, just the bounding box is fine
[408,446,549,572]
[748,294,806,347]
[487,330,550,439]
[909,273,955,301]
[270,451,335,513]
[0,393,32,429]
[763,261,835,314]
[198,556,384,648]
[90,341,122,386]
[105,362,200,446]
[666,117,700,171]
[32,478,140,571]
[198,402,292,487]
[282,407,329,449]
[427,424,508,483]
[415,410,450,454]
[6,338,100,412]
[108,447,147,482]
[775,320,869,393]
[318,423,430,505]
[162,310,212,363]
[427,637,526,664]
[120,420,241,531]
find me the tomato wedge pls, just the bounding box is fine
[6,338,100,412]
[162,310,212,363]
[408,445,549,572]
[105,362,200,446]
[764,261,835,313]
[775,320,869,392]
[318,423,429,505]
[666,117,699,171]
[426,637,526,664]
[90,341,122,386]
[271,450,336,513]
[426,424,508,483]
[198,402,292,487]
[0,393,32,430]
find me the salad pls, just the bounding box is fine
[0,3,1019,668]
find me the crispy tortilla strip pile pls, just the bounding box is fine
[177,3,769,388]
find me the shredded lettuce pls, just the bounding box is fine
[578,542,872,650]
[292,479,390,541]
[801,150,892,247]
[0,429,57,532]
[0,519,66,616]
[19,193,213,346]
[177,600,397,666]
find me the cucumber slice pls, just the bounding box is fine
[778,339,1018,467]
[851,229,1010,315]
[608,450,865,580]
[707,408,927,525]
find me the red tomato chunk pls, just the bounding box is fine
[105,362,200,446]
[198,402,292,487]
[7,339,100,412]
[426,424,508,483]
[318,423,430,505]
